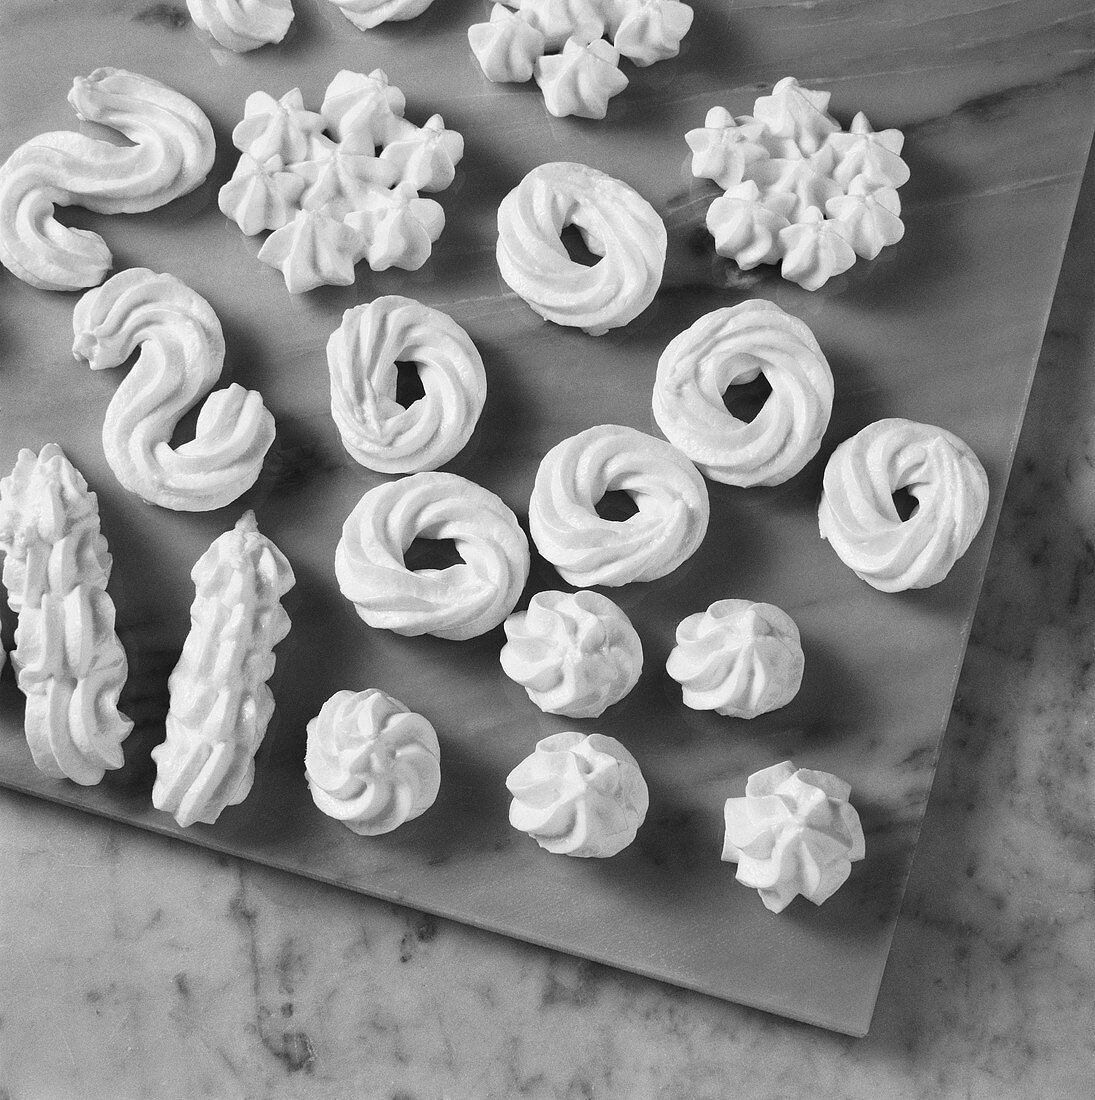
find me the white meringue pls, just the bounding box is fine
[71,268,276,512]
[327,295,486,474]
[231,88,326,164]
[749,157,842,224]
[611,0,693,66]
[535,36,629,119]
[507,730,648,857]
[529,424,710,587]
[823,111,909,191]
[186,0,293,52]
[685,107,770,190]
[326,0,435,31]
[379,114,464,192]
[818,418,989,592]
[321,69,406,151]
[752,76,840,156]
[468,6,547,83]
[520,0,606,51]
[705,181,794,270]
[825,177,904,260]
[294,147,398,219]
[218,153,306,235]
[305,689,441,835]
[0,68,214,291]
[653,299,833,487]
[257,208,363,291]
[345,183,445,271]
[336,471,530,641]
[500,590,642,717]
[778,206,856,291]
[722,761,865,913]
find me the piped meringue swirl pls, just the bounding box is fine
[326,0,434,31]
[186,0,294,52]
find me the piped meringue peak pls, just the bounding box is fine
[501,590,643,718]
[667,599,804,719]
[219,70,462,293]
[721,761,865,913]
[507,731,649,857]
[687,77,909,290]
[326,0,435,31]
[187,0,294,53]
[305,689,441,836]
[818,418,989,592]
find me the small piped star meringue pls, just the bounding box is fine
[749,157,842,223]
[685,107,770,190]
[520,0,606,51]
[257,208,362,292]
[321,68,406,151]
[345,183,444,271]
[706,181,794,269]
[218,153,306,235]
[232,88,326,163]
[535,35,629,119]
[778,206,856,291]
[612,0,694,67]
[752,76,840,156]
[825,177,904,260]
[379,114,464,192]
[468,5,547,83]
[294,146,398,219]
[824,111,909,190]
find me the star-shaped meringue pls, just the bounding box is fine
[705,180,795,269]
[468,5,547,83]
[321,68,407,152]
[778,206,856,290]
[686,106,770,189]
[217,154,306,235]
[293,146,399,219]
[752,76,840,155]
[519,0,605,51]
[257,208,363,293]
[823,111,910,190]
[379,114,465,192]
[535,36,629,120]
[825,177,904,259]
[231,88,327,163]
[345,183,445,271]
[748,157,842,223]
[612,0,694,67]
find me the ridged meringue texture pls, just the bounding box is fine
[72,268,276,512]
[654,299,833,488]
[818,418,990,592]
[186,0,294,52]
[0,445,132,785]
[326,0,435,31]
[529,424,710,587]
[535,36,629,120]
[507,731,649,857]
[721,760,865,913]
[305,689,441,836]
[151,512,295,828]
[336,471,531,641]
[667,600,804,718]
[500,590,643,717]
[468,5,547,83]
[497,161,666,336]
[0,68,214,291]
[327,295,486,474]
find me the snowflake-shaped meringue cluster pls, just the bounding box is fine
[218,72,463,293]
[687,77,909,290]
[468,0,693,119]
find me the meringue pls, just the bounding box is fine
[379,115,464,192]
[468,6,547,83]
[686,107,769,190]
[705,182,794,269]
[496,161,666,335]
[534,36,629,120]
[72,269,276,512]
[500,590,642,717]
[327,295,486,474]
[520,0,606,51]
[818,418,989,592]
[345,184,445,271]
[752,77,840,156]
[825,177,904,260]
[258,208,362,292]
[529,424,710,587]
[336,471,530,641]
[778,206,857,291]
[326,0,434,30]
[231,88,326,165]
[218,154,306,235]
[653,299,833,487]
[0,68,214,291]
[825,112,910,191]
[0,445,132,785]
[667,600,803,718]
[507,731,649,857]
[612,0,693,66]
[722,760,865,913]
[186,0,293,52]
[305,689,441,835]
[151,512,295,828]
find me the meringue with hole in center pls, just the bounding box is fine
[186,0,294,52]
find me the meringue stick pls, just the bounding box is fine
[0,445,132,785]
[72,268,276,512]
[152,512,295,828]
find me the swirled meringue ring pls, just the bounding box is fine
[336,471,530,640]
[529,424,710,587]
[818,418,989,592]
[653,299,834,487]
[328,296,486,474]
[496,161,667,336]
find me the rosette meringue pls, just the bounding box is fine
[72,269,276,511]
[326,0,434,30]
[379,115,464,192]
[186,0,293,52]
[232,89,326,164]
[778,206,856,291]
[529,424,710,587]
[705,182,794,270]
[818,418,989,592]
[823,112,909,191]
[612,0,693,66]
[752,77,840,156]
[667,600,803,718]
[653,299,833,487]
[295,147,398,219]
[749,158,842,224]
[686,107,769,190]
[722,761,865,913]
[500,590,643,717]
[327,295,486,473]
[336,471,530,641]
[496,161,666,335]
[0,68,214,291]
[507,731,649,857]
[152,512,295,828]
[825,178,904,260]
[534,36,629,120]
[218,153,306,235]
[305,689,441,835]
[0,445,132,785]
[468,6,547,83]
[321,69,406,151]
[257,208,363,292]
[345,183,445,271]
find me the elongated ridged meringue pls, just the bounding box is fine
[151,512,295,828]
[529,424,709,587]
[327,295,486,473]
[667,600,803,718]
[336,472,530,641]
[722,761,865,913]
[72,269,276,512]
[0,68,214,291]
[500,590,642,717]
[326,0,434,31]
[186,0,293,52]
[653,300,833,487]
[0,445,132,785]
[497,161,666,336]
[468,5,547,83]
[507,731,648,857]
[818,418,989,592]
[535,36,629,119]
[306,689,441,835]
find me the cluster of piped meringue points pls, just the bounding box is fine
[687,77,909,290]
[469,1,694,119]
[818,418,989,592]
[305,689,441,836]
[219,70,463,293]
[186,0,294,52]
[326,0,435,31]
[722,761,865,912]
[507,731,649,857]
[667,600,803,719]
[501,590,643,717]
